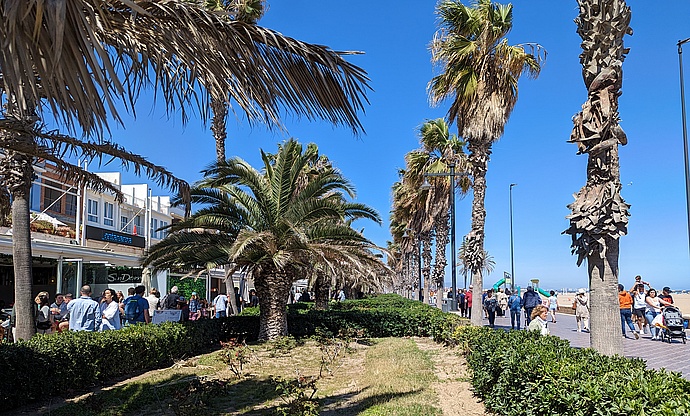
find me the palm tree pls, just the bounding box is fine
[1,0,370,339]
[428,0,544,326]
[144,139,384,340]
[458,238,495,289]
[564,0,631,356]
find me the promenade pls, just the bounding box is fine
[480,311,690,379]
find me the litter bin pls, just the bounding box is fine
[441,301,449,313]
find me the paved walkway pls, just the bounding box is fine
[473,311,690,379]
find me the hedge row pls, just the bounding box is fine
[450,326,690,416]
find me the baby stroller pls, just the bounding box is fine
[660,306,686,344]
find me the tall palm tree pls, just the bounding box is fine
[429,0,544,326]
[564,0,631,356]
[1,0,370,339]
[144,139,383,340]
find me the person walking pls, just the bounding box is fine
[574,288,590,333]
[496,288,508,318]
[212,291,229,318]
[508,290,522,330]
[547,290,559,323]
[458,289,467,318]
[631,284,648,334]
[483,289,498,328]
[67,285,102,331]
[466,286,473,319]
[122,285,151,325]
[645,288,673,340]
[522,286,542,326]
[618,284,639,339]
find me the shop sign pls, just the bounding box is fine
[86,226,145,248]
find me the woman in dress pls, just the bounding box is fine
[527,305,550,335]
[100,288,122,331]
[35,291,53,335]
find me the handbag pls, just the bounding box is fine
[571,300,577,310]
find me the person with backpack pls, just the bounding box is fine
[122,285,150,325]
[507,289,523,330]
[522,286,542,326]
[161,286,181,310]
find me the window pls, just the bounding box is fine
[65,194,77,217]
[151,218,159,239]
[43,180,62,213]
[159,221,168,239]
[120,216,131,233]
[87,199,98,222]
[103,202,114,226]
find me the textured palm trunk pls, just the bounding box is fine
[254,270,292,340]
[2,149,35,340]
[468,140,491,327]
[422,232,433,304]
[224,265,240,315]
[433,215,449,309]
[211,97,228,162]
[566,0,632,356]
[313,271,330,310]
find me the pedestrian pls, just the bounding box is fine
[248,289,259,307]
[35,291,53,335]
[458,289,467,317]
[234,287,243,314]
[466,286,473,319]
[57,293,73,333]
[483,289,498,328]
[618,284,639,339]
[508,289,522,330]
[522,286,541,326]
[145,288,160,311]
[49,293,68,327]
[99,288,122,331]
[548,290,559,323]
[660,287,674,305]
[630,275,650,291]
[496,288,508,317]
[645,288,672,340]
[574,288,590,333]
[161,286,180,310]
[337,289,346,302]
[527,305,549,335]
[631,284,648,334]
[122,285,151,325]
[67,285,102,331]
[212,291,229,318]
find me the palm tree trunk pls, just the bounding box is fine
[422,233,433,304]
[588,236,622,355]
[313,271,330,310]
[1,149,35,340]
[211,97,228,162]
[433,215,449,309]
[225,265,239,315]
[468,140,491,327]
[255,270,292,340]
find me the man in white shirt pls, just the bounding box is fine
[213,292,229,318]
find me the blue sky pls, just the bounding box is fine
[103,1,690,291]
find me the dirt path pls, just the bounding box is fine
[413,337,488,416]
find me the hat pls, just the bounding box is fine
[178,296,185,302]
[469,285,473,289]
[577,288,585,294]
[191,292,197,296]
[663,286,672,293]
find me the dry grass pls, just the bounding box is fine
[20,336,486,416]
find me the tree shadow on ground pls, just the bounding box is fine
[319,387,422,416]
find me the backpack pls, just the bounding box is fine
[124,297,142,323]
[485,298,497,312]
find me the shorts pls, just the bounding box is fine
[633,308,646,319]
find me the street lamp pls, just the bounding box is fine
[421,163,458,311]
[678,38,690,253]
[509,183,517,293]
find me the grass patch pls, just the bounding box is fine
[39,337,446,415]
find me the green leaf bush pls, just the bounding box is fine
[450,326,690,416]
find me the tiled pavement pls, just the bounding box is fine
[475,311,690,379]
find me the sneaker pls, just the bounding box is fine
[634,332,639,340]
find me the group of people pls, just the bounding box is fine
[618,275,678,341]
[10,283,265,341]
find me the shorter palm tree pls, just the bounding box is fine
[144,139,384,340]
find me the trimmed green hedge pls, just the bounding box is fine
[451,326,690,416]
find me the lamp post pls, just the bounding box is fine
[421,163,458,311]
[509,183,517,292]
[679,38,690,253]
[417,232,423,303]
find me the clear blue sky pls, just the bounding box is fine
[101,1,690,291]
